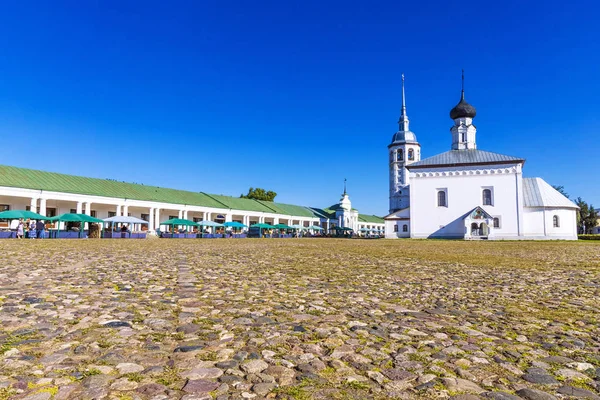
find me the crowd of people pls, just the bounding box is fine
[15,219,46,239]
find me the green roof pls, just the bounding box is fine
[358,214,385,223]
[0,164,379,221]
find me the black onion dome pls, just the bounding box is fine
[450,92,476,119]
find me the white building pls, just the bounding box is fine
[385,75,578,240]
[0,165,385,234]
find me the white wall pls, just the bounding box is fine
[409,164,522,239]
[523,207,578,240]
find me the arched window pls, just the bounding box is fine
[408,149,414,160]
[482,189,492,205]
[402,224,408,232]
[493,217,500,228]
[553,215,560,227]
[397,149,403,161]
[394,225,398,232]
[437,190,447,207]
[461,132,466,142]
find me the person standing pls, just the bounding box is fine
[36,220,45,239]
[16,219,24,239]
[29,220,36,238]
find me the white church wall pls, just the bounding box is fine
[410,166,522,239]
[523,207,577,240]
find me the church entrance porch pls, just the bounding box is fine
[464,206,494,240]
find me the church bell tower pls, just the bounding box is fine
[389,74,420,213]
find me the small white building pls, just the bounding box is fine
[385,74,578,240]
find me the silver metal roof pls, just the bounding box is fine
[522,178,579,209]
[391,130,418,144]
[407,149,524,168]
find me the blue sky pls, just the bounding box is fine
[0,1,598,214]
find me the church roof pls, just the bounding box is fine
[406,149,525,169]
[390,130,418,144]
[522,178,579,209]
[450,95,477,119]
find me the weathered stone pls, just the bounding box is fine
[241,360,269,374]
[253,382,276,395]
[116,362,144,374]
[522,373,559,385]
[183,379,220,393]
[442,378,484,394]
[516,388,557,400]
[557,385,600,399]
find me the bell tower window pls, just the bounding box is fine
[408,149,414,160]
[397,149,403,161]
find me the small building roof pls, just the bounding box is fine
[407,149,525,169]
[522,178,579,209]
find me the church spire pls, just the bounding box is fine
[343,178,347,195]
[398,74,410,132]
[461,68,465,99]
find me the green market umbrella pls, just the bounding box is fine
[0,210,49,220]
[272,223,293,230]
[250,223,274,229]
[223,221,247,228]
[160,218,199,227]
[250,223,274,238]
[47,213,104,238]
[48,213,104,223]
[307,225,323,230]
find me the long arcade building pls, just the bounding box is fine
[0,165,385,233]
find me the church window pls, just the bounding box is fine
[493,217,500,228]
[402,224,408,232]
[408,149,414,160]
[394,225,398,232]
[553,215,560,227]
[461,132,466,142]
[397,149,403,161]
[437,190,447,207]
[482,188,493,206]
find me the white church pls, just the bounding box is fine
[384,75,579,240]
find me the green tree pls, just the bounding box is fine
[552,185,569,198]
[575,197,599,234]
[240,187,277,202]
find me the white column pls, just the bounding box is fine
[155,208,161,232]
[178,210,183,219]
[148,208,154,231]
[273,217,279,225]
[84,202,91,215]
[226,214,232,222]
[39,199,47,216]
[202,211,207,221]
[123,205,129,217]
[30,198,38,214]
[116,204,122,216]
[206,212,212,221]
[183,210,189,220]
[76,201,83,214]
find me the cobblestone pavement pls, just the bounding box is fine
[1,239,599,400]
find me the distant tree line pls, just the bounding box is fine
[552,185,598,234]
[240,187,277,202]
